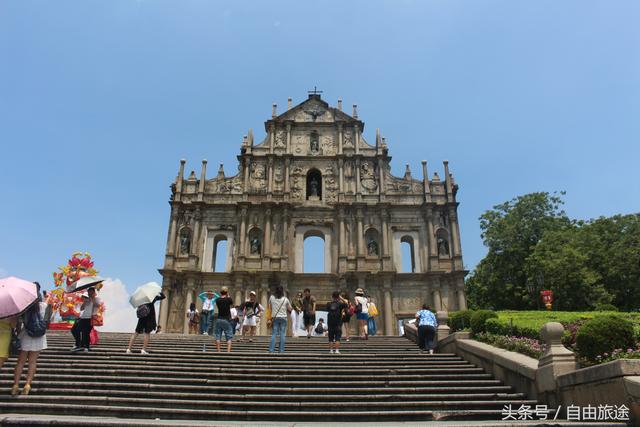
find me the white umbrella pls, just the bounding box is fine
[65,276,105,293]
[129,282,162,308]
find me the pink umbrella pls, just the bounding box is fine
[0,276,39,319]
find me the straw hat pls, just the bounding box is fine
[355,288,364,295]
[249,290,257,296]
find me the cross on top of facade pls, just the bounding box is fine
[308,86,323,96]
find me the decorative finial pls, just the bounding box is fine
[353,104,358,118]
[337,98,343,111]
[272,103,277,118]
[287,98,292,110]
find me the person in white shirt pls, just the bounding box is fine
[71,287,102,352]
[354,288,369,340]
[268,286,292,353]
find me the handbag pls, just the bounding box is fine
[9,328,21,356]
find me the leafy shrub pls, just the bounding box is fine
[470,310,498,335]
[594,303,618,312]
[449,310,474,332]
[576,315,636,362]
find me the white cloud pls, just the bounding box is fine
[96,278,139,333]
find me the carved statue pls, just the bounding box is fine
[309,178,319,197]
[275,130,285,147]
[360,161,378,192]
[180,230,191,254]
[310,132,319,153]
[250,237,262,255]
[343,130,353,147]
[367,238,379,256]
[438,237,450,257]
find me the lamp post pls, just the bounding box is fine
[536,273,544,310]
[526,280,537,310]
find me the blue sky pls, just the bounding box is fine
[1,1,639,297]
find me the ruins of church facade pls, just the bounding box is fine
[158,93,467,335]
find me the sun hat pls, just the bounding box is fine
[355,288,364,295]
[249,290,257,296]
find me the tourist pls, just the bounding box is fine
[214,287,234,352]
[340,292,353,342]
[71,287,102,352]
[290,291,303,337]
[230,305,240,336]
[354,288,369,339]
[326,291,347,354]
[314,319,327,336]
[302,288,316,339]
[415,304,438,354]
[12,283,47,396]
[268,285,292,353]
[126,292,166,355]
[199,290,220,335]
[367,297,379,336]
[186,302,200,334]
[0,316,17,372]
[241,291,262,342]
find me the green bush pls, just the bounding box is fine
[484,318,506,335]
[576,315,636,362]
[470,310,498,335]
[594,303,618,312]
[449,310,474,332]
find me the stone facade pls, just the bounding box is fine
[158,94,467,335]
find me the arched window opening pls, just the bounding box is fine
[303,233,325,273]
[248,228,263,256]
[365,228,380,256]
[306,168,322,200]
[213,236,228,272]
[400,236,416,273]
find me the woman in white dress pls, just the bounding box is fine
[12,286,48,396]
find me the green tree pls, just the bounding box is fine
[466,192,570,309]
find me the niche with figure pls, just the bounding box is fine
[365,228,380,256]
[436,229,451,258]
[248,227,263,256]
[306,169,322,200]
[179,227,192,255]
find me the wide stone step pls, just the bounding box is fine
[0,395,538,412]
[4,387,526,401]
[0,402,530,421]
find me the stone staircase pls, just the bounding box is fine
[0,331,537,424]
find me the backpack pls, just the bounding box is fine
[136,304,150,319]
[347,302,356,316]
[327,301,342,324]
[24,303,47,338]
[315,323,325,334]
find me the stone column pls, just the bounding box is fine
[264,208,272,257]
[284,158,290,195]
[426,207,437,258]
[243,158,250,198]
[234,278,243,306]
[338,123,343,155]
[338,158,344,195]
[356,208,364,257]
[355,158,361,197]
[354,124,360,155]
[191,209,201,257]
[378,158,385,199]
[167,208,178,255]
[536,323,577,406]
[158,278,172,331]
[176,159,185,202]
[198,159,207,202]
[381,212,389,257]
[269,123,275,154]
[259,280,269,336]
[238,207,247,257]
[286,123,291,153]
[338,209,346,255]
[448,208,462,256]
[183,279,195,334]
[383,280,393,336]
[282,208,291,266]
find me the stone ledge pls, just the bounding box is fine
[456,339,538,380]
[557,359,640,388]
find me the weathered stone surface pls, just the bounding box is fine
[160,94,468,335]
